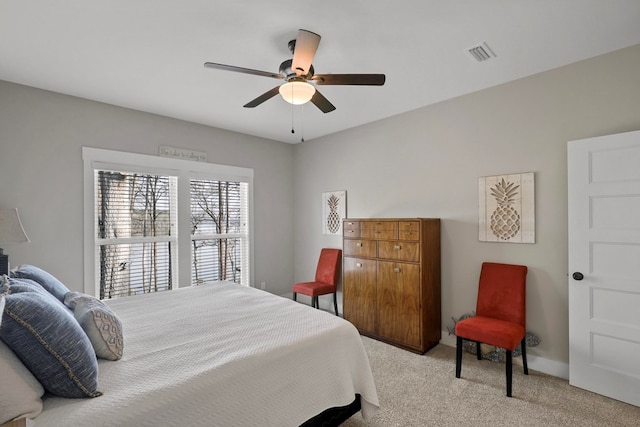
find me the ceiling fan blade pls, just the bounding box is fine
[312,74,386,86]
[243,86,281,108]
[291,29,321,77]
[204,62,284,80]
[310,89,336,113]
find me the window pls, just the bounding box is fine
[96,171,177,299]
[190,178,249,286]
[83,148,253,299]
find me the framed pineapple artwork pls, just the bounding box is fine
[479,172,535,243]
[322,190,346,235]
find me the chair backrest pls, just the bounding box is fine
[314,248,342,288]
[476,262,528,327]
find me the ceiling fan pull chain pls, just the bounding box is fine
[300,103,305,142]
[291,87,295,135]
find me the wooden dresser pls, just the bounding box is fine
[342,218,441,353]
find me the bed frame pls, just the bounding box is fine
[3,396,361,427]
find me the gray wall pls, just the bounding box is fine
[292,44,640,373]
[2,43,639,376]
[0,81,295,296]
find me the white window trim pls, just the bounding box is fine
[83,147,255,297]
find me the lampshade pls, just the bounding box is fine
[279,81,316,105]
[0,208,30,244]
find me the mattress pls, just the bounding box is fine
[34,282,379,426]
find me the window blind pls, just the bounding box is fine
[96,170,177,299]
[190,179,249,286]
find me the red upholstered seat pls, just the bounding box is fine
[292,248,342,315]
[455,262,528,397]
[292,282,336,296]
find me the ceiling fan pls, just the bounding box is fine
[203,29,386,113]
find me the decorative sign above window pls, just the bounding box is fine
[479,172,535,243]
[322,191,346,235]
[159,146,207,162]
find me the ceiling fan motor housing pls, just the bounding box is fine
[279,59,314,81]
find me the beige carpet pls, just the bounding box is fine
[343,336,640,426]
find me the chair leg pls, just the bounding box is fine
[475,341,482,360]
[506,349,513,397]
[521,337,529,375]
[333,292,339,316]
[312,296,318,309]
[455,336,463,378]
[293,292,297,302]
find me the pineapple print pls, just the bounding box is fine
[490,178,521,240]
[326,194,341,234]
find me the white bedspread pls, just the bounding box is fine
[35,282,379,426]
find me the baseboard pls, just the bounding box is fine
[277,305,572,380]
[439,329,569,380]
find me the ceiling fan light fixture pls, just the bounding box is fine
[279,81,315,105]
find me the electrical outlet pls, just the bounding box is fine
[260,281,266,290]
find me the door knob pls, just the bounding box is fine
[572,272,584,281]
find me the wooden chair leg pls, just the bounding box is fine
[521,337,529,375]
[333,292,339,316]
[475,341,482,360]
[455,336,463,378]
[506,349,513,397]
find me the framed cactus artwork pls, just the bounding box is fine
[322,190,346,235]
[478,172,535,243]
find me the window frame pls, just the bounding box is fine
[83,147,254,298]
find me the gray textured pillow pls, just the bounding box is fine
[64,292,124,361]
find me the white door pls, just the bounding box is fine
[568,129,640,407]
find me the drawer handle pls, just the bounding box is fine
[356,242,363,247]
[394,267,401,273]
[356,262,363,268]
[348,230,355,233]
[394,245,402,250]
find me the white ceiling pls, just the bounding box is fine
[2,1,640,144]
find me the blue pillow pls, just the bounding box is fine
[0,279,101,398]
[5,277,67,308]
[10,264,70,302]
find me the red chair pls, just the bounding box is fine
[293,248,342,316]
[455,262,528,397]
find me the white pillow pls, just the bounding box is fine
[0,340,45,424]
[1,275,6,325]
[64,292,124,361]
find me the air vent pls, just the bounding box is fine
[468,42,496,62]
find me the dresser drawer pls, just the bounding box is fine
[378,240,420,262]
[361,221,398,240]
[399,221,420,241]
[343,239,377,258]
[343,220,361,238]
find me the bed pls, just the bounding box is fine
[1,278,379,426]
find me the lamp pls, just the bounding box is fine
[0,209,30,275]
[279,81,316,105]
